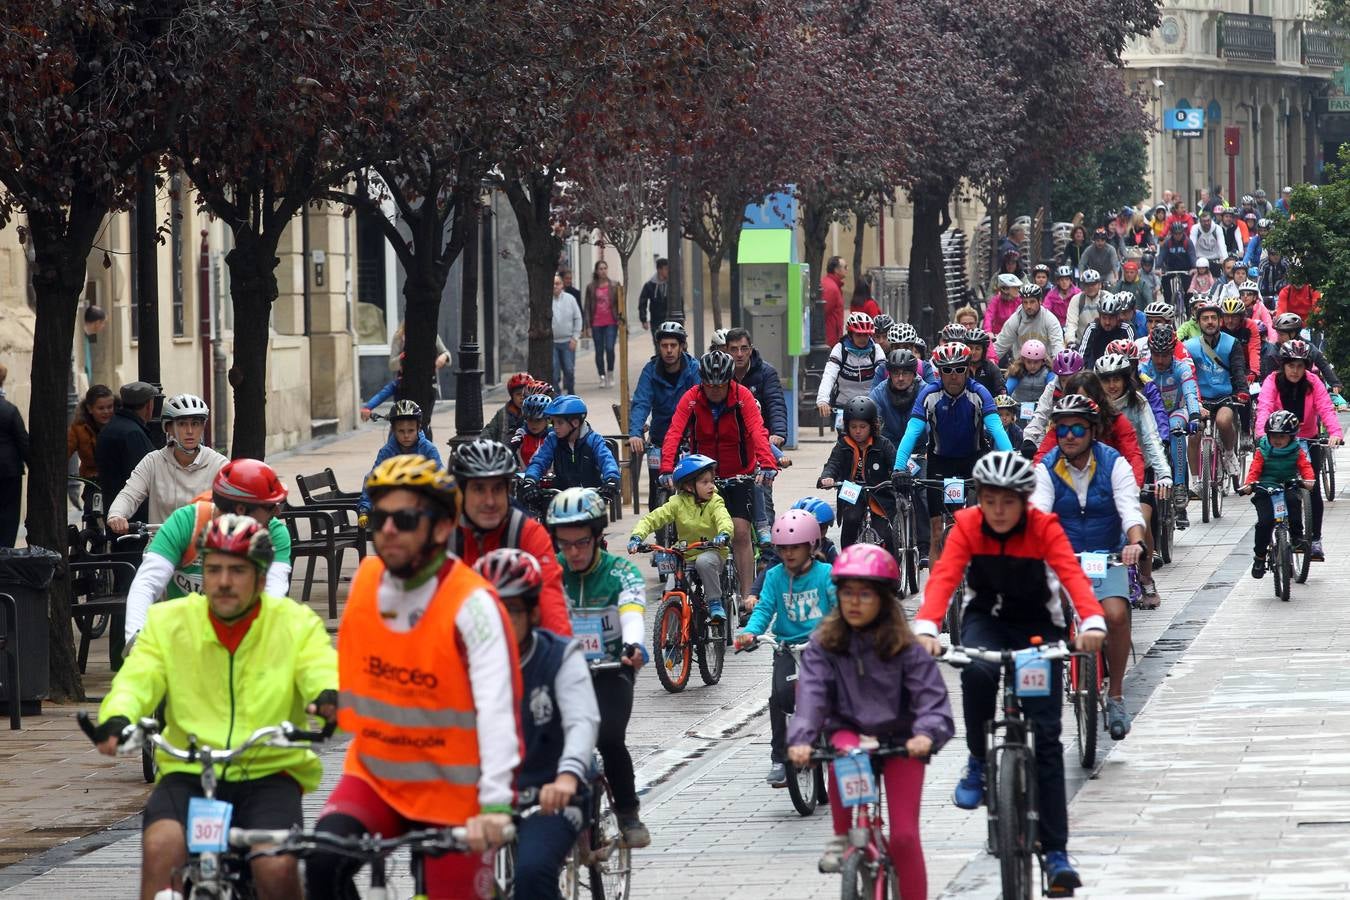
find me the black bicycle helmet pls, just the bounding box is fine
[450,439,516,480]
[873,314,895,333]
[1148,324,1177,355]
[1019,281,1044,299]
[842,396,878,424]
[1265,409,1300,436]
[700,350,734,385]
[390,399,423,422]
[886,348,919,372]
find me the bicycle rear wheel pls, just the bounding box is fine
[1274,528,1291,602]
[695,606,725,685]
[1158,493,1174,565]
[652,597,691,693]
[839,851,876,900]
[785,761,818,816]
[721,557,740,647]
[994,747,1036,900]
[1071,652,1099,769]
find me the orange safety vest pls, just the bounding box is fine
[337,556,518,824]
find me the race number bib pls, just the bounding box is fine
[838,481,863,505]
[832,754,878,808]
[1020,401,1036,422]
[1079,551,1109,580]
[1013,650,1052,699]
[834,409,844,431]
[942,478,966,505]
[646,447,660,468]
[186,798,233,853]
[1272,490,1287,520]
[572,614,606,660]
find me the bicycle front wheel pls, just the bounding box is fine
[1200,440,1212,524]
[653,597,691,693]
[1071,652,1099,769]
[839,850,876,900]
[1274,528,1291,602]
[695,609,725,686]
[588,778,632,900]
[785,761,818,816]
[994,747,1036,900]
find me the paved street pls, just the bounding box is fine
[0,349,1347,897]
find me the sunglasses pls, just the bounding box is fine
[368,508,440,532]
[1056,423,1090,439]
[939,365,968,375]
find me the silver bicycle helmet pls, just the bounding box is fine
[971,450,1037,495]
[545,487,609,531]
[162,393,209,420]
[450,439,516,480]
[700,350,735,385]
[656,321,687,341]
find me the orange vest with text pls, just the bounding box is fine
[338,556,518,824]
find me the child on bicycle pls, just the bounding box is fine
[472,549,600,900]
[745,497,838,609]
[787,544,953,892]
[817,396,897,553]
[523,395,621,497]
[915,450,1105,896]
[627,454,733,621]
[356,400,442,519]
[734,510,838,788]
[512,392,553,468]
[1004,340,1054,404]
[1238,409,1314,578]
[993,394,1024,449]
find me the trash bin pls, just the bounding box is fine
[0,546,61,711]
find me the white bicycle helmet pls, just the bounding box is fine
[971,450,1037,495]
[844,311,875,334]
[162,393,209,421]
[1143,299,1174,319]
[1054,265,1074,280]
[1079,269,1102,285]
[1094,353,1133,377]
[710,328,730,349]
[931,341,972,367]
[997,273,1022,289]
[891,322,919,345]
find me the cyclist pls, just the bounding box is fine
[1005,340,1054,405]
[1219,296,1263,390]
[662,350,778,599]
[734,509,838,786]
[962,327,1006,402]
[1259,247,1290,301]
[1184,298,1249,480]
[1044,265,1078,326]
[1078,293,1135,369]
[513,391,553,468]
[1029,261,1053,295]
[124,459,293,646]
[1276,279,1321,321]
[1031,395,1146,740]
[307,456,521,897]
[915,450,1105,897]
[993,394,1023,447]
[1139,300,1190,358]
[816,311,887,422]
[1110,257,1151,313]
[983,272,1023,336]
[1022,348,1085,453]
[1139,326,1201,528]
[107,393,228,532]
[871,348,923,445]
[91,514,337,900]
[627,454,733,621]
[547,487,652,848]
[482,372,533,446]
[522,394,621,498]
[356,399,443,518]
[473,549,600,900]
[1107,338,1172,452]
[744,498,841,613]
[1255,340,1345,561]
[892,341,1012,561]
[993,282,1065,366]
[1238,279,1274,341]
[449,438,571,635]
[1239,410,1315,578]
[788,544,954,886]
[1156,221,1197,309]
[1064,268,1105,346]
[1261,313,1343,394]
[1096,353,1171,607]
[817,396,898,553]
[628,321,700,510]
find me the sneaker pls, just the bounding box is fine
[818,835,847,874]
[1138,579,1161,609]
[708,600,726,622]
[618,814,650,849]
[919,556,930,570]
[766,764,788,788]
[1310,540,1326,561]
[953,755,985,809]
[1043,851,1082,897]
[1187,487,1201,501]
[1107,696,1132,740]
[1176,508,1189,530]
[1223,450,1239,476]
[1251,555,1266,579]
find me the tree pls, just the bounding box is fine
[1008,134,1149,227]
[0,1,182,698]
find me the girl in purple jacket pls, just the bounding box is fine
[787,544,954,895]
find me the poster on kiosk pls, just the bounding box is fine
[739,193,808,449]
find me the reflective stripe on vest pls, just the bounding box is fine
[338,556,486,825]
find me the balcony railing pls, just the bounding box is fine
[1303,27,1343,68]
[1219,13,1276,63]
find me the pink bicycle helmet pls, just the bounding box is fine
[831,543,899,585]
[770,509,821,547]
[1052,348,1084,377]
[1020,339,1047,362]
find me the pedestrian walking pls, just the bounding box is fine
[584,260,622,388]
[0,363,29,548]
[552,273,583,394]
[637,258,670,340]
[67,384,114,512]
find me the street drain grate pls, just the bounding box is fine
[1296,821,1350,829]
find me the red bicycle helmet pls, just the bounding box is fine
[507,372,533,392]
[212,459,288,506]
[473,548,544,602]
[199,513,275,571]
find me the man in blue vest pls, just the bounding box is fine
[1031,394,1147,741]
[1183,299,1249,481]
[474,549,599,900]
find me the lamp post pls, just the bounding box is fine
[452,201,486,444]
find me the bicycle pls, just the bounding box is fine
[1060,599,1102,770]
[825,480,895,551]
[941,640,1072,900]
[516,475,559,521]
[890,473,922,597]
[714,472,756,639]
[1145,480,1174,566]
[637,541,731,692]
[808,739,919,900]
[1319,432,1337,502]
[905,476,975,641]
[1159,271,1190,324]
[1244,482,1311,600]
[77,712,333,900]
[1196,401,1235,523]
[735,635,825,816]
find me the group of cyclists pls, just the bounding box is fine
[75,200,1343,900]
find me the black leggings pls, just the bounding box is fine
[768,645,797,764]
[593,667,638,814]
[1251,488,1305,554]
[1308,442,1326,540]
[838,502,895,555]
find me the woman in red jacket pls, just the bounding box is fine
[1034,371,1145,485]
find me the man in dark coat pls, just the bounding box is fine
[95,381,157,522]
[0,362,29,547]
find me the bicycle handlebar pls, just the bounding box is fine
[807,744,915,763]
[941,641,1072,668]
[733,634,806,655]
[633,540,718,557]
[232,823,512,858]
[76,711,335,757]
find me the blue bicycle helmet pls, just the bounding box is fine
[521,394,551,420]
[791,496,835,527]
[544,394,587,418]
[672,454,717,486]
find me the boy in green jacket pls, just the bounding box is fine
[628,454,733,621]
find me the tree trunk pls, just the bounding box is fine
[400,268,443,421]
[28,202,105,701]
[852,209,868,284]
[708,258,724,331]
[908,181,953,342]
[802,195,830,301]
[225,232,281,460]
[502,172,563,380]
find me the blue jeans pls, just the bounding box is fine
[513,809,579,900]
[553,341,576,394]
[592,324,617,376]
